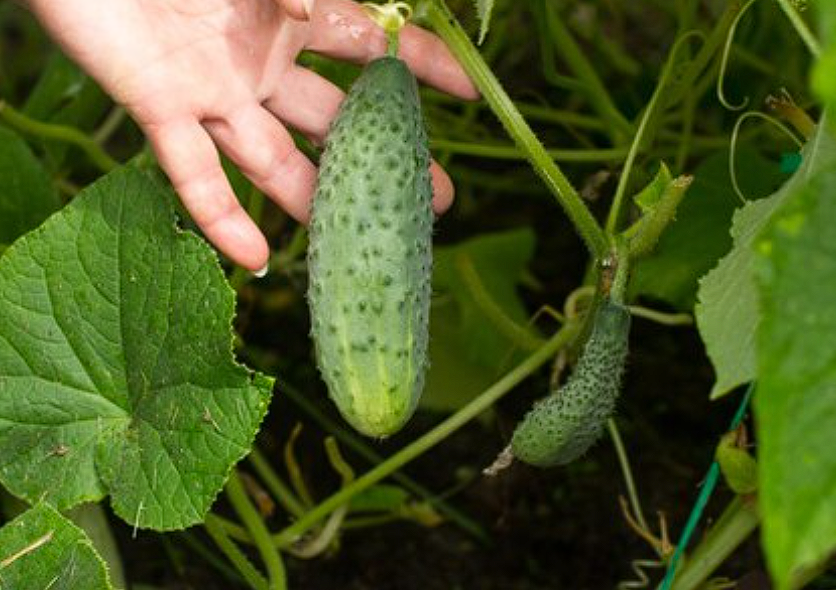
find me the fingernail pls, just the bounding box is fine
[302,0,314,18]
[253,263,269,278]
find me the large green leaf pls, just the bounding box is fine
[755,162,836,590]
[696,123,836,398]
[422,229,539,414]
[0,127,61,247]
[0,504,112,590]
[0,163,272,530]
[630,148,782,309]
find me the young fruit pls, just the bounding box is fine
[511,300,631,467]
[307,56,432,438]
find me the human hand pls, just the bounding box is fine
[26,0,478,273]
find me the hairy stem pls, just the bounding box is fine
[204,514,269,590]
[226,471,287,590]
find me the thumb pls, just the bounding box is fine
[276,0,315,20]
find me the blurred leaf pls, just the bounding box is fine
[473,0,495,44]
[0,127,61,248]
[349,484,410,513]
[423,229,538,415]
[813,1,836,114]
[630,148,783,309]
[22,51,110,169]
[755,162,836,590]
[696,123,836,399]
[0,162,272,530]
[0,504,112,590]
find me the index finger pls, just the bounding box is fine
[305,0,479,100]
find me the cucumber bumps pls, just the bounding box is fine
[307,55,433,438]
[511,300,631,467]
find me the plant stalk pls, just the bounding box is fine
[670,497,760,590]
[0,100,118,172]
[424,0,608,259]
[226,470,287,590]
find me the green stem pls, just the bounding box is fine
[433,137,731,163]
[515,104,607,131]
[0,100,119,172]
[607,420,649,533]
[430,138,632,162]
[93,106,127,145]
[226,471,287,590]
[605,31,702,235]
[456,252,545,351]
[665,2,744,109]
[280,383,490,544]
[670,497,760,590]
[204,514,270,590]
[178,531,246,585]
[541,0,633,143]
[248,449,308,519]
[774,0,821,57]
[425,0,608,259]
[273,322,581,547]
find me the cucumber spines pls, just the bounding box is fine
[510,301,631,467]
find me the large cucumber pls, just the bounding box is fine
[511,300,631,466]
[307,56,433,438]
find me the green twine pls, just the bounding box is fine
[659,383,755,590]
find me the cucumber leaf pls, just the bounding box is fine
[696,123,836,398]
[755,162,836,590]
[0,162,272,530]
[0,504,112,590]
[0,127,61,248]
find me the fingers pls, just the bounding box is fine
[265,66,456,212]
[305,0,479,100]
[274,0,314,21]
[203,104,317,223]
[430,162,455,214]
[145,119,270,272]
[264,66,343,144]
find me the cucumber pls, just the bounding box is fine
[307,56,433,438]
[511,300,631,467]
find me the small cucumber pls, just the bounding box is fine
[511,300,631,467]
[307,56,433,438]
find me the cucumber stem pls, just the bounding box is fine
[362,2,412,56]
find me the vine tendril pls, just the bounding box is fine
[728,110,803,204]
[716,0,758,111]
